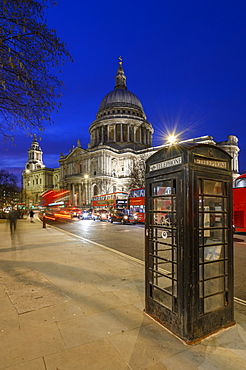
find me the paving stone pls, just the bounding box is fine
[44,338,129,370]
[0,324,65,369]
[58,310,129,348]
[108,323,186,369]
[0,267,70,314]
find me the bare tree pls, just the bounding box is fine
[0,169,20,208]
[126,156,146,191]
[0,0,72,141]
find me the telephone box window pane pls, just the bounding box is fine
[204,293,224,313]
[153,214,172,228]
[156,249,172,261]
[204,245,223,261]
[152,260,172,276]
[152,287,172,310]
[152,182,172,196]
[153,273,172,290]
[153,240,172,252]
[152,256,172,270]
[204,277,224,296]
[153,197,172,211]
[204,261,224,279]
[204,180,223,195]
[204,229,223,244]
[154,228,172,243]
[199,215,224,231]
[204,197,224,211]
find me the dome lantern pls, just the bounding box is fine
[115,56,127,90]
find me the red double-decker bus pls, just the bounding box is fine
[92,192,128,211]
[40,189,70,207]
[128,188,145,223]
[233,173,246,232]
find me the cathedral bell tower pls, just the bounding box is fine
[25,134,45,171]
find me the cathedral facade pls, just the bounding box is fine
[22,60,240,208]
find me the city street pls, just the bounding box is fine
[47,218,145,261]
[45,217,246,303]
[1,218,245,369]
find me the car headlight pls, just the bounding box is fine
[134,215,138,220]
[123,215,128,219]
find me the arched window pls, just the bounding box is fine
[94,185,98,196]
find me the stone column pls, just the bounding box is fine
[101,126,104,143]
[78,183,82,206]
[134,126,136,143]
[71,183,75,206]
[114,125,116,142]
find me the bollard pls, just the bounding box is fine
[42,213,46,228]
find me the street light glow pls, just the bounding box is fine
[168,135,177,144]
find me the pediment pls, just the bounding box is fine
[66,146,87,159]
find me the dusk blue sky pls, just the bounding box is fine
[1,0,246,185]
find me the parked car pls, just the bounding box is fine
[108,209,138,224]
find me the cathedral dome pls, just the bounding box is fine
[98,88,144,113]
[89,58,153,150]
[97,58,145,116]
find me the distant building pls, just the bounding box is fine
[22,135,59,207]
[22,60,240,207]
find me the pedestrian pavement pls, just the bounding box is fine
[0,217,246,370]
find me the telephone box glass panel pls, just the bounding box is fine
[148,180,177,311]
[198,179,229,314]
